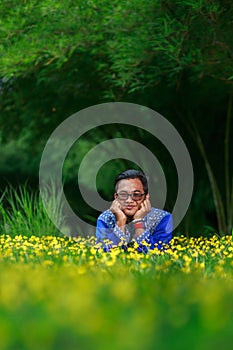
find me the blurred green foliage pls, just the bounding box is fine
[0,0,232,234]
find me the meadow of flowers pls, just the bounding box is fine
[1,233,233,350]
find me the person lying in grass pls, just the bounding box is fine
[96,169,173,251]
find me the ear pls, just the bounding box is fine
[114,193,117,199]
[146,194,150,200]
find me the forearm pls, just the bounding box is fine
[116,220,126,233]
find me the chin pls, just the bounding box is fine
[123,209,137,217]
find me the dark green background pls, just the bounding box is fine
[0,0,232,235]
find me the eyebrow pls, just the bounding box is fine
[118,190,142,193]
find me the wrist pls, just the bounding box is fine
[133,220,144,230]
[132,218,142,223]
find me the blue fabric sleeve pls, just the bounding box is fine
[96,212,173,252]
[149,214,173,247]
[96,219,109,243]
[96,219,121,249]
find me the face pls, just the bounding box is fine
[114,178,146,217]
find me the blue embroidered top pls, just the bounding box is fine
[96,207,173,251]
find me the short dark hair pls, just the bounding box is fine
[114,169,148,194]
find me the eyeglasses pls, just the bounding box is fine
[116,192,145,201]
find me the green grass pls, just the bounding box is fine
[0,233,233,350]
[0,185,64,237]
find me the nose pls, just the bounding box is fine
[125,194,134,203]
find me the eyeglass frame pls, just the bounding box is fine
[116,192,146,201]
